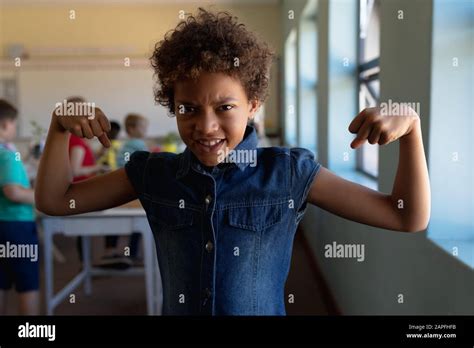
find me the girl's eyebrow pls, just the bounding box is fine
[215,97,239,104]
[175,97,239,105]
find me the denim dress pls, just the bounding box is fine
[125,126,321,315]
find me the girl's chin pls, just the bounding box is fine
[195,155,220,167]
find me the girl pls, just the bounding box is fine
[35,9,430,315]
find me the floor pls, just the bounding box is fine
[5,229,331,315]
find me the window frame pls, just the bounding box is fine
[356,0,381,179]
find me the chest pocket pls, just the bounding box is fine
[227,202,283,232]
[147,203,194,230]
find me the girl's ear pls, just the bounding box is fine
[248,99,260,121]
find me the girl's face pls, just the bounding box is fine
[128,119,148,139]
[0,119,17,142]
[174,72,259,167]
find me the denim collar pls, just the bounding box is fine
[176,125,258,179]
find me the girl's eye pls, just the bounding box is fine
[219,105,234,112]
[178,105,196,115]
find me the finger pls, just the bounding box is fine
[378,132,391,146]
[98,133,111,148]
[97,111,111,133]
[350,120,373,149]
[90,119,104,137]
[367,125,382,145]
[72,124,83,138]
[348,109,367,134]
[81,121,94,139]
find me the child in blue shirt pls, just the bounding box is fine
[116,113,149,168]
[35,9,430,315]
[0,100,39,315]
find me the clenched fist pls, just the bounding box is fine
[52,105,112,148]
[348,106,420,149]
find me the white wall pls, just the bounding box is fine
[11,62,178,138]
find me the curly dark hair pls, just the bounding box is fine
[150,8,275,115]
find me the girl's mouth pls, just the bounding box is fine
[195,138,226,153]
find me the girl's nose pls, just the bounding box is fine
[195,110,219,134]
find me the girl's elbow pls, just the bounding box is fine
[35,200,53,216]
[394,202,430,232]
[400,216,430,233]
[402,223,428,233]
[35,195,64,216]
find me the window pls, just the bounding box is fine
[357,0,380,178]
[327,0,359,174]
[428,0,474,268]
[284,29,297,147]
[298,0,318,154]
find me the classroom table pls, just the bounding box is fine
[39,206,162,315]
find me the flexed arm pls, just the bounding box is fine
[307,107,430,232]
[35,107,137,216]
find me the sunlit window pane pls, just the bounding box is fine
[285,29,297,147]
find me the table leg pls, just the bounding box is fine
[82,236,92,295]
[44,226,54,315]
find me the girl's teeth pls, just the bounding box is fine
[200,139,222,146]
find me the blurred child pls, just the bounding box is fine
[67,97,104,182]
[97,121,122,171]
[0,100,39,315]
[117,114,148,167]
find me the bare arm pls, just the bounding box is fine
[3,185,35,205]
[389,121,430,231]
[308,109,430,232]
[35,109,137,216]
